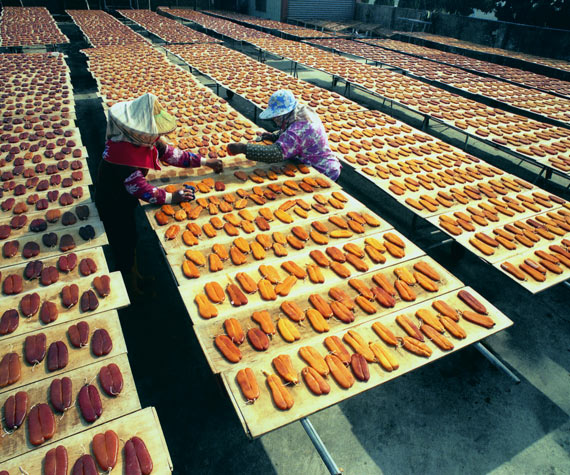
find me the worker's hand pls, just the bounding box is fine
[227,142,247,156]
[170,187,195,204]
[155,137,168,155]
[204,158,223,174]
[255,131,277,142]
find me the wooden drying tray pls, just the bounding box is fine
[392,183,550,221]
[332,78,568,168]
[150,188,353,254]
[0,220,108,270]
[0,127,85,162]
[146,157,253,181]
[0,156,90,182]
[378,172,557,220]
[0,110,77,124]
[6,167,93,188]
[426,203,565,253]
[324,116,421,139]
[166,51,363,113]
[1,406,172,474]
[193,254,461,374]
[147,190,357,254]
[435,124,570,177]
[0,272,129,340]
[145,161,325,199]
[492,243,570,293]
[0,353,139,463]
[167,209,394,285]
[222,286,512,438]
[188,249,461,330]
[0,187,92,220]
[0,201,99,242]
[331,138,446,166]
[167,113,259,136]
[334,143,469,172]
[0,87,74,105]
[0,246,108,296]
[0,309,127,395]
[442,83,570,128]
[369,170,532,208]
[452,207,567,264]
[176,226,419,292]
[342,157,506,194]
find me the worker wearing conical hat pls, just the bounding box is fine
[227,90,341,180]
[96,93,222,292]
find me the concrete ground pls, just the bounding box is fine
[51,18,570,475]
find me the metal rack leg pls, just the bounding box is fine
[410,214,418,232]
[474,343,520,383]
[533,166,546,184]
[300,417,341,475]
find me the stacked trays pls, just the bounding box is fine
[0,37,172,474]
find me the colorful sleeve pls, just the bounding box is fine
[160,144,201,168]
[275,126,303,160]
[124,170,168,204]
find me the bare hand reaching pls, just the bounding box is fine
[205,158,223,173]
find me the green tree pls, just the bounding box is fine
[495,0,570,29]
[398,0,495,16]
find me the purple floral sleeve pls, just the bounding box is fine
[276,121,341,180]
[160,144,201,168]
[124,170,167,204]
[275,128,303,159]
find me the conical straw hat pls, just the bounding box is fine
[153,99,176,134]
[109,93,176,139]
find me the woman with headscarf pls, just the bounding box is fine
[96,93,222,291]
[227,89,341,180]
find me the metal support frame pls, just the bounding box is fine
[474,343,520,383]
[410,213,418,233]
[426,237,454,250]
[533,166,547,184]
[291,61,298,78]
[300,417,341,475]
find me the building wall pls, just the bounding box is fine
[247,0,282,21]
